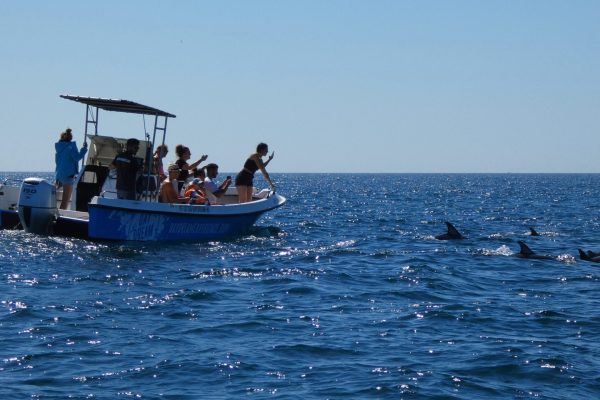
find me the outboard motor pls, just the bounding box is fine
[18,178,57,234]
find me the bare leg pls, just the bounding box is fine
[245,186,254,202]
[237,185,247,203]
[237,185,244,203]
[237,185,253,203]
[60,184,73,209]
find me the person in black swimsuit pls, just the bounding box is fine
[235,142,275,203]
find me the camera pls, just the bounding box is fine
[226,176,232,180]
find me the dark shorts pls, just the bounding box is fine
[235,170,253,187]
[117,190,136,200]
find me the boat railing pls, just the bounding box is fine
[137,174,160,202]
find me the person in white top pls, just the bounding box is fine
[203,163,232,204]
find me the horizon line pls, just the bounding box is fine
[2,170,600,175]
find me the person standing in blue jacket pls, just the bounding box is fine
[55,128,87,209]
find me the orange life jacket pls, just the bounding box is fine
[185,188,206,204]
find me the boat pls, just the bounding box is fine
[0,95,286,241]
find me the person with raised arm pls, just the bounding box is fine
[174,144,207,191]
[54,127,87,209]
[234,143,275,203]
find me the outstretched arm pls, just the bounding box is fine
[263,151,275,167]
[255,155,275,190]
[78,142,88,160]
[188,154,208,170]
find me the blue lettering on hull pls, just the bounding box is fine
[88,207,259,241]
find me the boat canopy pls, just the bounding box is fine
[61,94,175,187]
[60,95,176,118]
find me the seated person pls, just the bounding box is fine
[192,166,206,181]
[184,178,208,205]
[188,167,217,204]
[159,164,189,204]
[181,167,206,195]
[204,163,232,204]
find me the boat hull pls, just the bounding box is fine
[1,208,89,238]
[0,209,21,230]
[87,194,285,241]
[2,177,286,241]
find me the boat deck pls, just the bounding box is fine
[59,209,89,222]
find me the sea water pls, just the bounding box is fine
[1,173,599,399]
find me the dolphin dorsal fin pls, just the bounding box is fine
[518,241,535,256]
[578,249,590,260]
[445,222,462,238]
[529,227,540,236]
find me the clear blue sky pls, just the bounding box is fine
[1,1,599,173]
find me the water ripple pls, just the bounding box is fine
[2,173,600,398]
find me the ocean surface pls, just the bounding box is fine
[1,172,600,399]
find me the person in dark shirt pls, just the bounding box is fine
[175,144,207,191]
[110,138,142,200]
